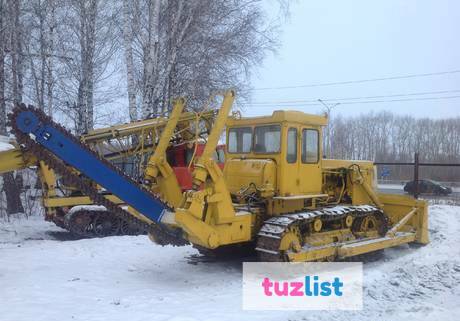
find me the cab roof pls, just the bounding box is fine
[227,110,328,127]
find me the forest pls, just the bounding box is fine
[326,112,460,181]
[0,0,283,215]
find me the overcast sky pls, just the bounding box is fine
[246,0,459,119]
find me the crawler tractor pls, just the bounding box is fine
[6,90,428,261]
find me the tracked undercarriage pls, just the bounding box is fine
[62,207,143,238]
[256,205,389,262]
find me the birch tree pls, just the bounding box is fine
[141,0,161,118]
[121,0,280,119]
[0,0,25,214]
[122,0,137,121]
[56,0,119,134]
[26,0,57,114]
[329,112,460,181]
[0,0,6,133]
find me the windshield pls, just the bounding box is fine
[254,125,281,153]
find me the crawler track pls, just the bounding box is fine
[256,205,389,261]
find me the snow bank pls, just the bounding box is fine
[0,135,15,151]
[0,141,14,152]
[68,205,107,215]
[0,206,459,321]
[0,215,64,244]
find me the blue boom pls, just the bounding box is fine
[15,109,167,223]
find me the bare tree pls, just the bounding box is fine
[25,0,57,113]
[329,111,460,181]
[141,0,161,117]
[122,0,137,121]
[121,0,280,119]
[0,0,285,217]
[0,0,6,133]
[56,0,119,134]
[0,0,25,214]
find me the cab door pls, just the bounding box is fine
[299,127,322,194]
[284,126,300,195]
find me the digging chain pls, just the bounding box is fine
[8,103,188,246]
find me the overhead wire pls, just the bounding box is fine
[251,69,460,91]
[244,95,460,108]
[248,89,460,106]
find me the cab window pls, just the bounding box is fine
[212,148,225,163]
[217,148,225,162]
[228,127,252,153]
[286,128,297,163]
[254,125,281,153]
[302,129,319,163]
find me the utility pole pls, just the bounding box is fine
[413,152,419,199]
[318,99,340,158]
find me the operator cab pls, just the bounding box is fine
[224,110,328,197]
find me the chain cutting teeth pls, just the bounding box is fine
[9,104,188,247]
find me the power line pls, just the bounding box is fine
[244,95,460,108]
[252,69,460,91]
[249,89,460,105]
[338,95,460,105]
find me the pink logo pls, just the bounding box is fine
[262,276,343,297]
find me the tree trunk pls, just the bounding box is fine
[12,0,24,103]
[77,79,86,134]
[122,0,137,121]
[38,1,46,110]
[2,0,24,215]
[0,0,5,133]
[46,0,55,117]
[75,0,97,133]
[142,0,161,118]
[77,0,87,134]
[85,0,97,131]
[2,173,24,214]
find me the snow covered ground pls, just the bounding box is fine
[0,135,15,151]
[1,206,459,321]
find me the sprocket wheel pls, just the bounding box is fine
[119,219,142,235]
[65,210,94,238]
[352,211,388,237]
[93,212,120,237]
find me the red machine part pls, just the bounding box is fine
[168,143,225,190]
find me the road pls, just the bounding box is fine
[378,184,460,198]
